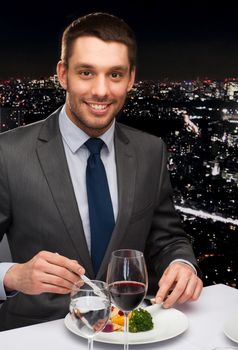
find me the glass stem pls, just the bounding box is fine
[124,311,129,350]
[88,338,93,350]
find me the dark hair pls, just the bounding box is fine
[61,12,137,71]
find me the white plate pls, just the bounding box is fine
[224,311,238,343]
[64,304,189,345]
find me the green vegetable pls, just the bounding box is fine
[129,308,154,333]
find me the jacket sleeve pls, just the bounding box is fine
[0,143,12,244]
[144,140,201,283]
[0,143,13,301]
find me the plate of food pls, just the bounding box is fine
[64,304,189,345]
[224,311,238,343]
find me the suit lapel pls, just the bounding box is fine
[97,123,137,278]
[36,110,94,278]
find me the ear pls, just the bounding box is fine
[56,61,68,90]
[127,67,136,92]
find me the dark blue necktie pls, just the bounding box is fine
[85,138,115,275]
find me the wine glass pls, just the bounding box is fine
[70,280,111,350]
[107,249,148,350]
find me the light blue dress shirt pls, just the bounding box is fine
[0,263,16,300]
[59,105,118,253]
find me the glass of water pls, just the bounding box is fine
[70,280,111,350]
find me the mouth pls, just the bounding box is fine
[85,102,112,115]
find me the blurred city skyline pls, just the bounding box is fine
[1,1,238,80]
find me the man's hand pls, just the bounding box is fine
[155,262,203,308]
[3,251,85,295]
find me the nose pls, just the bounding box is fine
[91,75,110,99]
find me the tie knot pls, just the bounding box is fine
[85,138,104,155]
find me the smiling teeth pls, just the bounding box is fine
[89,104,108,110]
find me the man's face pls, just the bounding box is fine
[57,36,135,137]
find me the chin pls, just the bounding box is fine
[86,117,114,130]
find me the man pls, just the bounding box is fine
[0,13,203,330]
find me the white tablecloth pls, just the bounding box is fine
[0,284,238,350]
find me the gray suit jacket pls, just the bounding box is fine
[0,108,199,330]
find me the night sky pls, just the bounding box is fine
[1,1,238,80]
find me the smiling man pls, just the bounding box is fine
[0,13,203,330]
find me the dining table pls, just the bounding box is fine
[0,283,238,350]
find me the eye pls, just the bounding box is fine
[111,72,123,79]
[80,71,93,78]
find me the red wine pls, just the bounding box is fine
[109,281,146,312]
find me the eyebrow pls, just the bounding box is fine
[74,64,94,70]
[73,63,129,72]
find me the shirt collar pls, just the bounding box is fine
[59,105,115,154]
